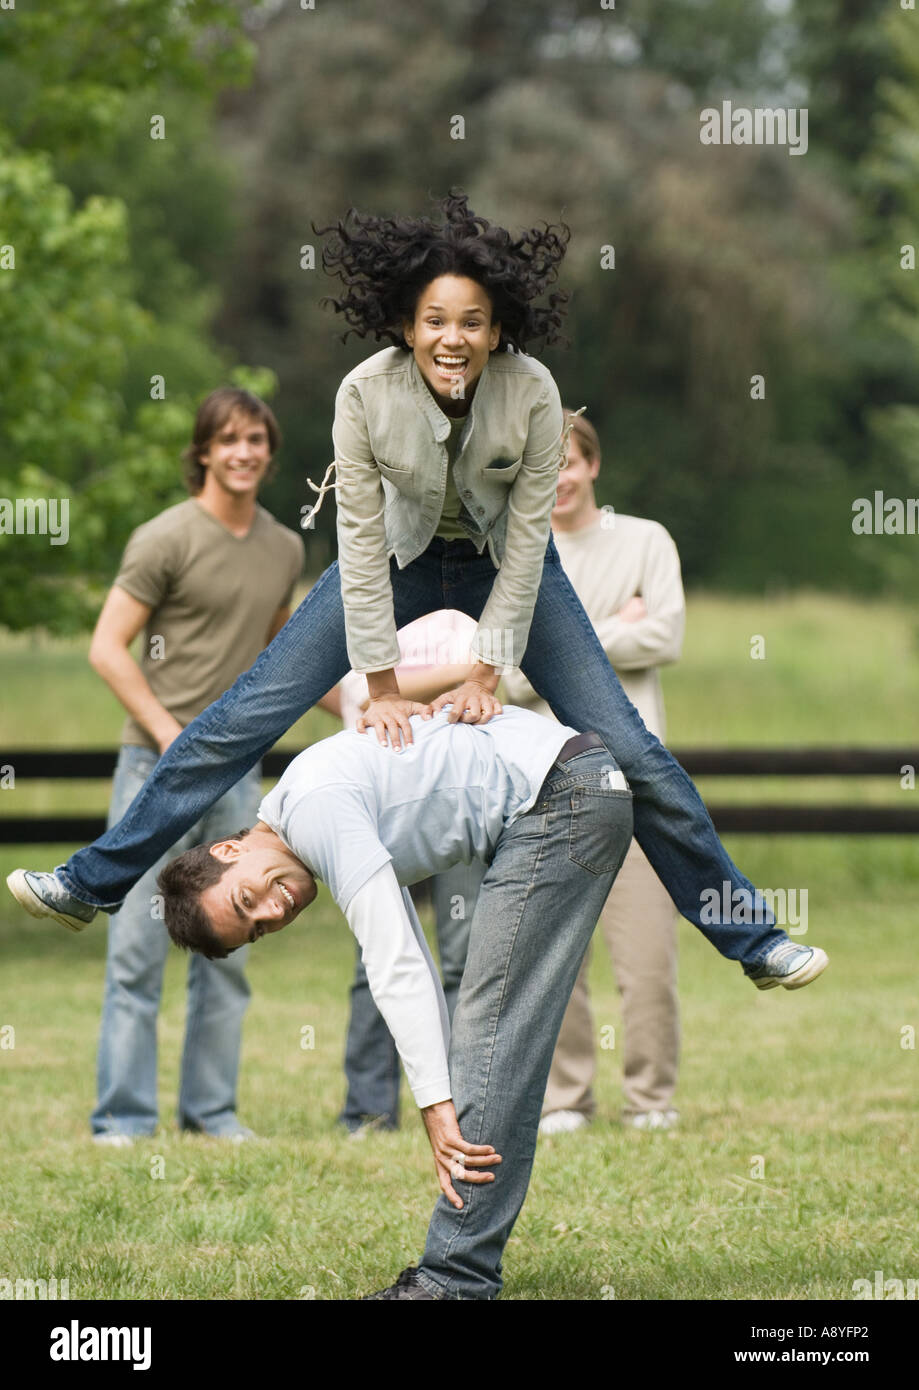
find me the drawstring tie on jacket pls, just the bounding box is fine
[559,407,587,470]
[300,461,340,529]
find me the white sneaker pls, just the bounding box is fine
[748,941,829,990]
[7,869,96,933]
[92,1133,135,1148]
[626,1108,679,1131]
[538,1110,589,1136]
[222,1128,256,1143]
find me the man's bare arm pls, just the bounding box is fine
[88,587,183,754]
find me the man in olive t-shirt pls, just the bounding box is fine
[88,388,303,1144]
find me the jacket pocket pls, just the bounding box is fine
[482,455,523,479]
[376,458,413,477]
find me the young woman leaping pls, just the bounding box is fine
[10,190,827,993]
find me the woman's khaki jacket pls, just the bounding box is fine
[331,346,565,674]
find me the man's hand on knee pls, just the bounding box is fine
[420,1099,502,1209]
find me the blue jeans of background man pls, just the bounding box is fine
[90,745,261,1139]
[57,539,785,970]
[414,743,633,1299]
[340,858,487,1131]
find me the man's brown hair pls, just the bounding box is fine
[158,829,251,959]
[182,389,282,495]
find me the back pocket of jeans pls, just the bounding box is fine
[567,788,633,875]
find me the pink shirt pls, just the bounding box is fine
[339,609,477,729]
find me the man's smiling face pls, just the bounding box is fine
[198,408,273,498]
[199,827,317,951]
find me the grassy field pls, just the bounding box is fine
[0,591,917,1300]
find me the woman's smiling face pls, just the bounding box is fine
[403,275,501,413]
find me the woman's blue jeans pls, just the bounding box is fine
[57,537,784,969]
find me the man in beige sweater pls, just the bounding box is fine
[502,411,685,1132]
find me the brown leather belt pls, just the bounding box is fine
[556,730,606,764]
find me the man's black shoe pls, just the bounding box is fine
[362,1266,438,1300]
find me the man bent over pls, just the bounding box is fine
[158,704,633,1300]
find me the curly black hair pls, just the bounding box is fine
[313,189,570,355]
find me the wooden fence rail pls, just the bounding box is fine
[1,747,918,842]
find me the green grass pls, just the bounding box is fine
[1,591,918,1299]
[1,839,916,1300]
[664,589,919,745]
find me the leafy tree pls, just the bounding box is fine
[0,0,261,632]
[854,3,919,589]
